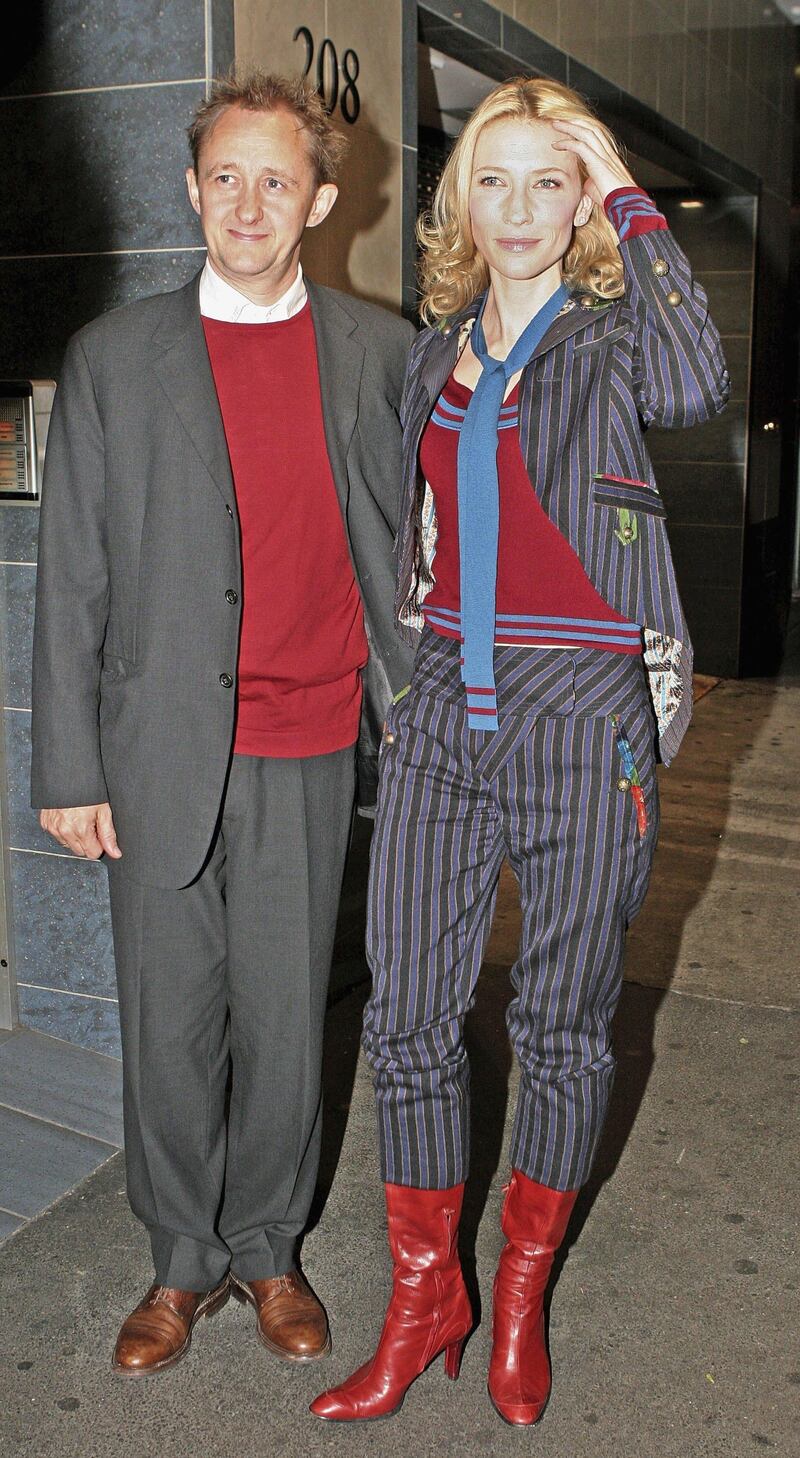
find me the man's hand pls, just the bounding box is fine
[39,803,122,860]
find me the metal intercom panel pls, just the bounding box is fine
[0,380,56,500]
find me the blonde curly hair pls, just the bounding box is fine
[418,77,626,324]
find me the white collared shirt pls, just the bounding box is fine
[199,258,308,323]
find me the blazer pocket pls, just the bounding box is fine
[573,324,633,355]
[100,652,137,683]
[593,474,667,518]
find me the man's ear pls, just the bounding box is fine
[573,192,593,228]
[306,182,338,230]
[186,168,201,216]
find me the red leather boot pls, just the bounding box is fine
[310,1182,472,1421]
[488,1170,579,1425]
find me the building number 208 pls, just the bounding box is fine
[293,26,360,123]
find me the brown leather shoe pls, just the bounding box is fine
[231,1269,331,1361]
[112,1278,230,1376]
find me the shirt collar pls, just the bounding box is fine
[199,259,307,324]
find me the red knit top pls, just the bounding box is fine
[419,375,640,654]
[203,305,367,757]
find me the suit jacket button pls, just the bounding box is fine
[666,289,683,306]
[219,673,233,688]
[617,776,631,792]
[652,258,669,276]
[225,589,238,604]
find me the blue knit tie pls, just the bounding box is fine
[457,281,569,730]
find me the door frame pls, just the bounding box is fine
[0,679,18,1030]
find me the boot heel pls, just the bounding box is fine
[310,1182,469,1422]
[444,1336,466,1381]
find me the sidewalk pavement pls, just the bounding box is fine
[1,676,798,1457]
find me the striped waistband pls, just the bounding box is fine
[422,604,642,652]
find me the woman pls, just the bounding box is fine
[312,78,728,1426]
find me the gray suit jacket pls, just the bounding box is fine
[30,271,417,887]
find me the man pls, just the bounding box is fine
[31,71,415,1376]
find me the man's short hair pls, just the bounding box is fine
[188,69,348,185]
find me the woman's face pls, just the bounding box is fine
[468,116,591,283]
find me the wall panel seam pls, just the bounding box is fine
[0,78,206,103]
[18,982,118,1004]
[1,248,204,262]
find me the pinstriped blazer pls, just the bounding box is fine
[394,226,730,765]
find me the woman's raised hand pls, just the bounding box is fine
[551,116,638,209]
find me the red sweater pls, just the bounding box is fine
[419,376,640,654]
[203,305,367,757]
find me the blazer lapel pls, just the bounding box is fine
[417,325,465,416]
[403,312,475,448]
[152,273,234,506]
[409,291,613,417]
[531,295,614,361]
[402,292,616,523]
[306,280,365,518]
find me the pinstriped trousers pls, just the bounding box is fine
[362,628,659,1192]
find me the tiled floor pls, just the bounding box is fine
[0,1026,122,1241]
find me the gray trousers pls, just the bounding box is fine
[107,747,355,1291]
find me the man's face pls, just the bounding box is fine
[186,104,337,301]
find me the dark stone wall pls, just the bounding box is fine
[647,194,756,680]
[0,0,234,1053]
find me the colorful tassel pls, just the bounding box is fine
[611,714,648,836]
